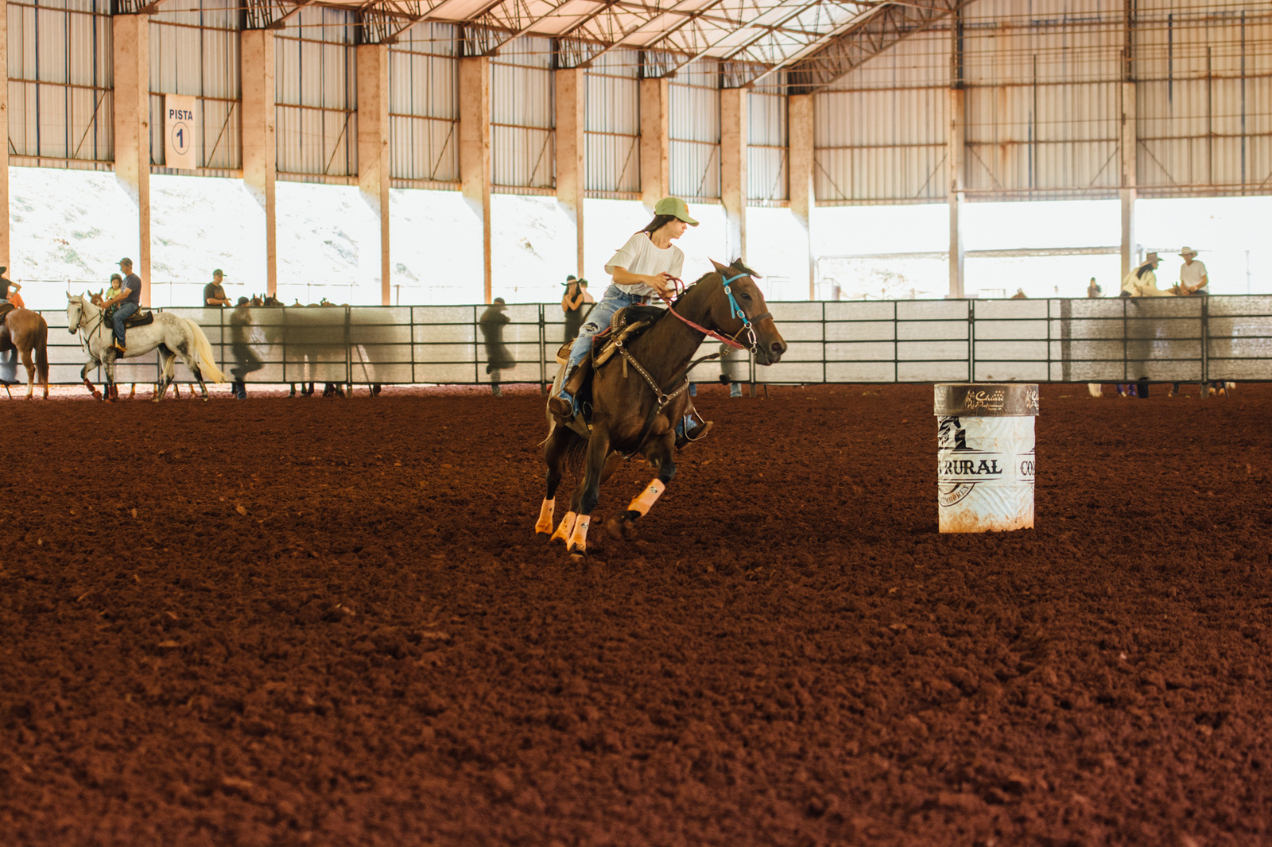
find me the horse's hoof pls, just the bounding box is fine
[569,551,586,563]
[535,530,552,541]
[92,391,102,401]
[606,513,638,540]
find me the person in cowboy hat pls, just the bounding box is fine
[1120,252,1167,297]
[561,274,588,343]
[1177,247,1209,295]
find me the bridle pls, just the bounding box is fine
[70,299,107,356]
[658,270,772,354]
[613,269,773,456]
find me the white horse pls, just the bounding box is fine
[66,293,226,401]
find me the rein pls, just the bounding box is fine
[658,271,771,353]
[612,270,768,457]
[73,301,108,358]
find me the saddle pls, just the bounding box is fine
[0,303,15,324]
[123,310,155,328]
[556,305,666,418]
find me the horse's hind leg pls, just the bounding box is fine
[607,437,677,541]
[564,431,612,556]
[20,347,35,399]
[154,348,175,402]
[190,366,210,400]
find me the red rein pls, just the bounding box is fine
[658,277,748,350]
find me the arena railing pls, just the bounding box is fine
[12,296,1272,390]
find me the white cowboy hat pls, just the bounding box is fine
[1180,246,1198,257]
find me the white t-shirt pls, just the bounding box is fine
[1180,259,1207,288]
[605,232,685,297]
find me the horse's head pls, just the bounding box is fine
[706,259,787,365]
[66,292,90,334]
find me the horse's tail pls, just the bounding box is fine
[183,319,227,383]
[35,317,50,384]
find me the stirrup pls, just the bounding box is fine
[676,419,713,449]
[548,394,575,424]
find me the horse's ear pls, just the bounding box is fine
[709,258,730,275]
[730,258,762,279]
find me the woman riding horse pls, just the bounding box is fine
[537,258,787,556]
[550,196,708,443]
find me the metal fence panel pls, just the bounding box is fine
[22,297,1272,390]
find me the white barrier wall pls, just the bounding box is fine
[23,296,1272,387]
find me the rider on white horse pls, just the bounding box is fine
[99,257,142,355]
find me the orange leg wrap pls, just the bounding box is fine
[550,512,577,545]
[567,515,590,554]
[626,480,666,518]
[535,499,556,535]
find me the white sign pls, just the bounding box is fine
[164,94,198,170]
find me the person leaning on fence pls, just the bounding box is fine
[1120,252,1167,297]
[480,298,516,397]
[1087,277,1102,299]
[1177,247,1209,295]
[204,269,232,308]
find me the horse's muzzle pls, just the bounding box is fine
[756,334,787,366]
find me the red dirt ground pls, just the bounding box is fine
[2,382,1270,846]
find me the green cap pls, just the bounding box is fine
[654,197,699,226]
[213,269,226,278]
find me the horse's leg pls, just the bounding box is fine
[189,365,210,401]
[81,361,102,400]
[607,436,677,541]
[566,431,612,556]
[154,348,174,402]
[20,345,35,399]
[537,428,575,537]
[103,355,117,402]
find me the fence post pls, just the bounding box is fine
[967,298,976,382]
[539,304,547,395]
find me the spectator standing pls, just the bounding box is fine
[1169,247,1219,397]
[1177,247,1208,295]
[204,269,232,307]
[561,275,586,343]
[229,297,263,399]
[1087,277,1106,398]
[480,297,516,397]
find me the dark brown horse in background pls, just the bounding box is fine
[536,259,787,556]
[0,305,50,399]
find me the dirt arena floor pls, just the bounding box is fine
[2,381,1270,846]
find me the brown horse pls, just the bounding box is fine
[0,306,50,399]
[535,259,787,555]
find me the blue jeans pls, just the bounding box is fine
[560,285,649,398]
[112,302,138,347]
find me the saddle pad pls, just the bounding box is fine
[124,311,155,328]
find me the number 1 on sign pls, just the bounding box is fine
[176,128,183,148]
